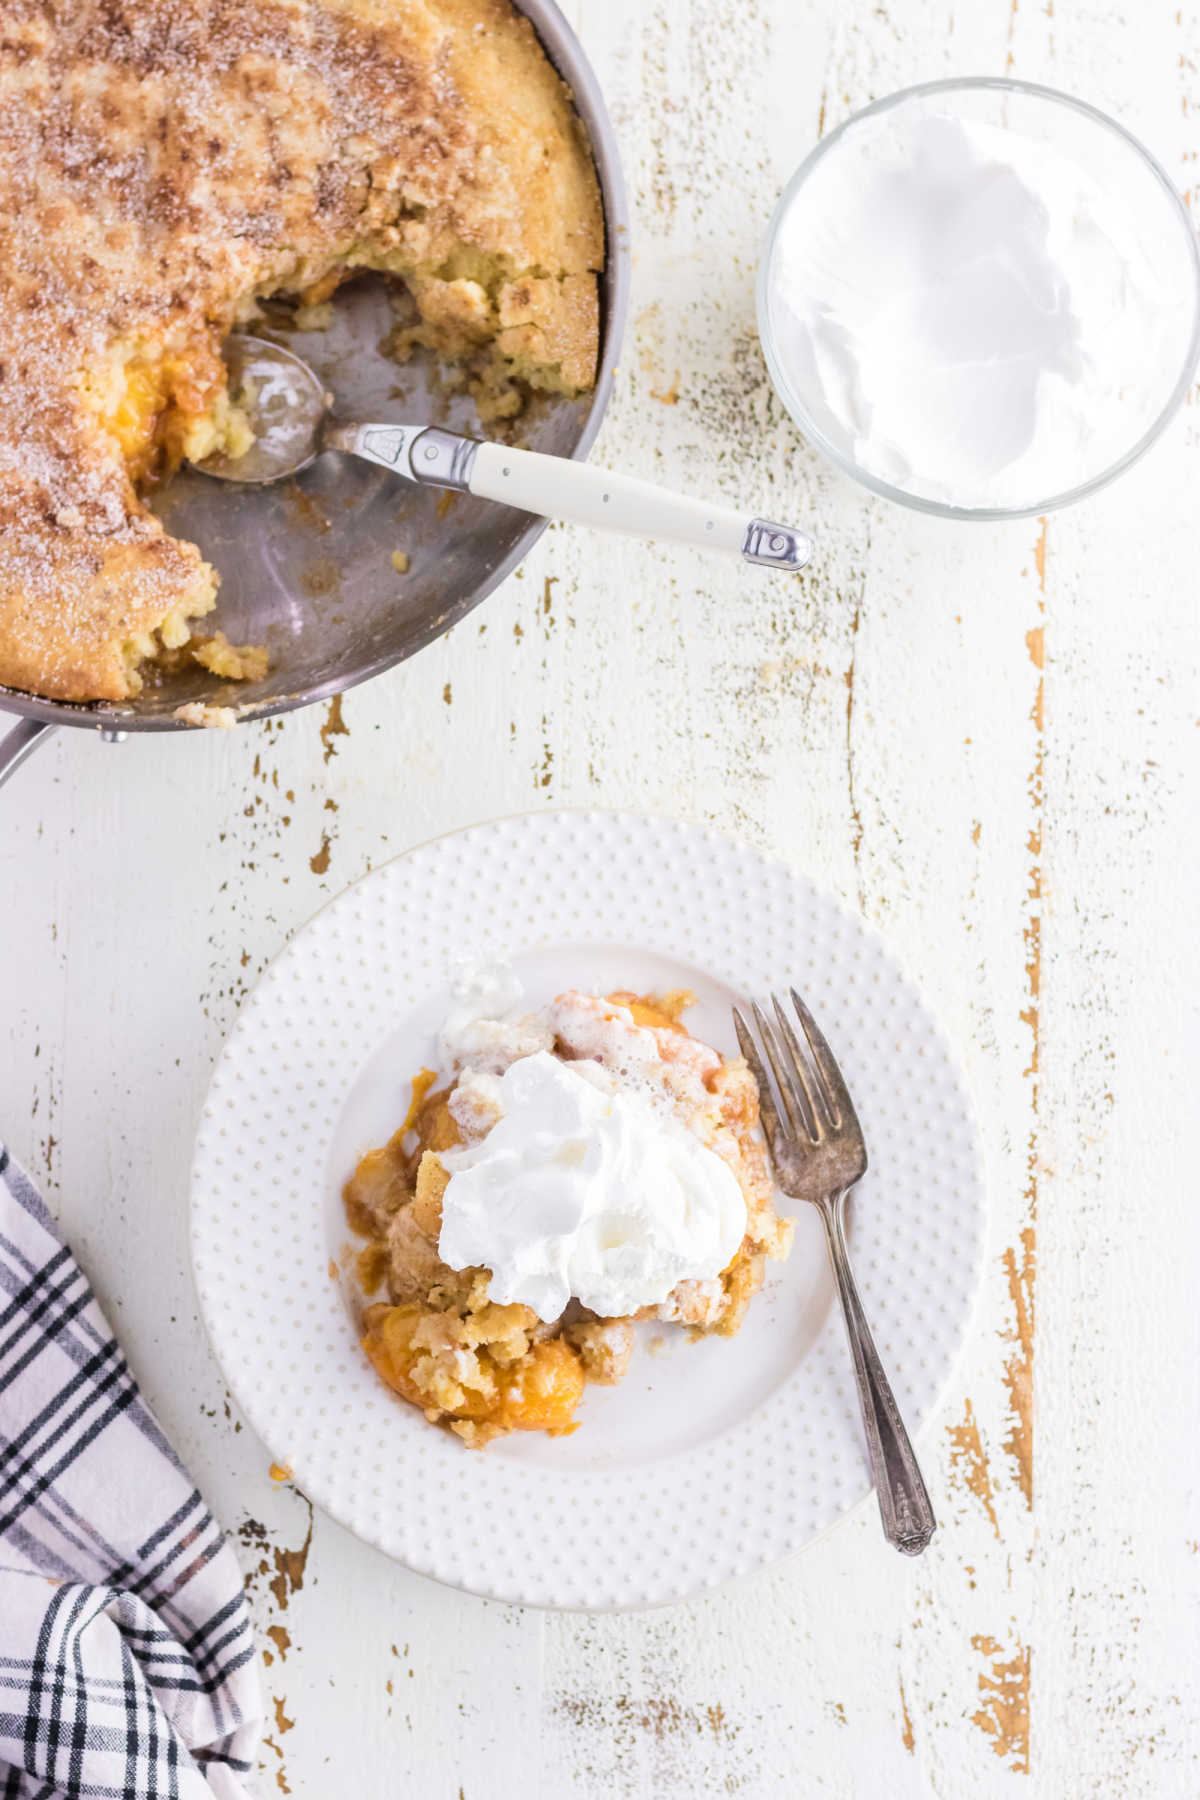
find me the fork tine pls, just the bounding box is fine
[751,1001,810,1141]
[771,994,823,1137]
[733,1008,783,1158]
[789,988,861,1134]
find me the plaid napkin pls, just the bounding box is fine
[0,1144,262,1799]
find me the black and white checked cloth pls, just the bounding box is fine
[0,1144,261,1799]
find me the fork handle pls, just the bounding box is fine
[820,1190,936,1555]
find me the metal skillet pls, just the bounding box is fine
[0,0,631,788]
[0,1,809,789]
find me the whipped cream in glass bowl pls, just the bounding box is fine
[758,79,1200,519]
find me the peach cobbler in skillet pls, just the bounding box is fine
[0,0,601,702]
[343,983,794,1447]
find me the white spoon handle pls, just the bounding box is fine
[469,442,811,571]
[327,422,813,573]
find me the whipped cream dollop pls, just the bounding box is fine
[437,1048,747,1322]
[766,109,1194,509]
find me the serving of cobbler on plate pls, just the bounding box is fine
[343,982,794,1447]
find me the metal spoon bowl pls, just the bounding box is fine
[197,336,329,484]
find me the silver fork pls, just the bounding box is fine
[734,992,936,1555]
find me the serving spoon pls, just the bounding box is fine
[193,335,814,573]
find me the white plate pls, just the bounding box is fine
[190,811,986,1609]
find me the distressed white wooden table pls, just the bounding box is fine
[3,1,1199,1792]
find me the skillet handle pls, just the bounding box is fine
[0,718,56,791]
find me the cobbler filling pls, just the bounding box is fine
[73,253,595,697]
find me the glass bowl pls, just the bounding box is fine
[757,77,1200,520]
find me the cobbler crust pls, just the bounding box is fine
[0,0,603,702]
[343,992,795,1447]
